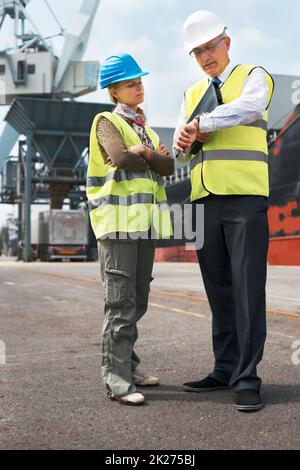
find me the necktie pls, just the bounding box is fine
[211,76,222,87]
[211,77,223,104]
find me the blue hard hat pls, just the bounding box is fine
[99,53,149,89]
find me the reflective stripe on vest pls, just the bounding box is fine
[185,64,274,200]
[86,111,172,239]
[88,193,169,211]
[190,149,268,170]
[86,170,164,188]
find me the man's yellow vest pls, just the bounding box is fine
[185,64,274,201]
[86,111,172,239]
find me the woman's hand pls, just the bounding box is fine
[106,157,116,167]
[128,144,153,161]
[157,144,171,157]
[128,145,147,155]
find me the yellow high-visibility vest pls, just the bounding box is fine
[185,64,274,201]
[87,111,172,239]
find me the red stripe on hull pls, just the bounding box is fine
[155,246,198,263]
[268,236,300,266]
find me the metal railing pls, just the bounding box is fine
[164,164,191,186]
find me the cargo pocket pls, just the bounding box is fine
[104,268,131,311]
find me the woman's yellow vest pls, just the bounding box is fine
[86,111,172,239]
[185,64,274,201]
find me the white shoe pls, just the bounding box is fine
[117,392,145,406]
[135,376,160,387]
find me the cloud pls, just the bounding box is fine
[232,27,280,48]
[107,34,155,57]
[286,61,300,77]
[104,0,178,11]
[144,64,202,127]
[102,0,145,10]
[225,0,262,15]
[229,27,282,66]
[83,32,156,68]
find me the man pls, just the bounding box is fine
[174,10,274,412]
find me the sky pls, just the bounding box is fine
[1,0,300,227]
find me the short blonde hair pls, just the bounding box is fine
[107,83,120,104]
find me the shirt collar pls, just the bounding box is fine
[208,62,237,85]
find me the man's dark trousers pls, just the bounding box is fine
[195,194,269,392]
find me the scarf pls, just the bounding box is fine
[114,103,154,150]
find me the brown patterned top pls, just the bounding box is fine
[96,117,174,176]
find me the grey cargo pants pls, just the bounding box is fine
[98,236,156,398]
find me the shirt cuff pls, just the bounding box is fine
[199,115,216,133]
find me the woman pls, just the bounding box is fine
[86,53,174,406]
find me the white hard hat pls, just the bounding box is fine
[183,10,227,52]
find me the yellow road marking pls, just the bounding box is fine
[23,268,99,284]
[268,331,296,340]
[152,287,208,303]
[268,294,300,302]
[149,302,206,319]
[10,267,300,319]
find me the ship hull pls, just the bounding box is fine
[157,104,300,265]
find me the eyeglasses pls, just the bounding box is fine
[189,36,226,58]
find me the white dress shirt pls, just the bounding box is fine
[173,62,269,161]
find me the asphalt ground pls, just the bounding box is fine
[0,258,299,450]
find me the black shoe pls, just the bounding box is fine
[183,376,229,392]
[235,390,263,412]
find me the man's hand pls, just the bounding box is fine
[174,118,210,153]
[174,118,199,152]
[156,144,171,157]
[195,131,210,143]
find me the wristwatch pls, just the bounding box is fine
[194,115,201,130]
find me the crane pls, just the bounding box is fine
[0,0,101,102]
[0,0,101,170]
